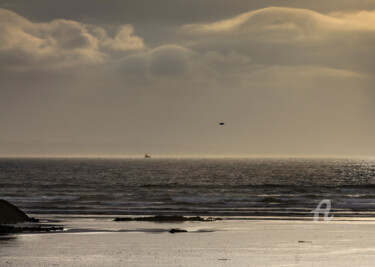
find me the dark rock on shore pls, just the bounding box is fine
[169,228,187,234]
[114,215,222,222]
[0,225,22,234]
[0,225,63,234]
[0,199,39,224]
[0,199,64,235]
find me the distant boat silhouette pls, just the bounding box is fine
[144,153,151,158]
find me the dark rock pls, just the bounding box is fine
[20,226,64,232]
[0,199,39,224]
[114,215,222,222]
[0,225,63,234]
[169,228,187,234]
[0,225,22,234]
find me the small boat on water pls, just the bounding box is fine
[144,153,151,158]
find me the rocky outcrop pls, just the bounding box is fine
[0,200,64,234]
[114,215,222,222]
[0,199,39,224]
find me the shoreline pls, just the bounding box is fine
[27,213,375,222]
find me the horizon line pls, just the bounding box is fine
[1,154,375,159]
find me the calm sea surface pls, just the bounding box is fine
[1,158,375,218]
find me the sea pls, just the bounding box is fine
[1,157,375,219]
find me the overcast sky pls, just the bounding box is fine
[1,0,375,157]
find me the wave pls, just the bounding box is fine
[139,183,375,190]
[170,196,305,205]
[171,196,260,204]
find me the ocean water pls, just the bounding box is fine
[1,157,375,218]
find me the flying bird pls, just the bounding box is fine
[219,122,225,125]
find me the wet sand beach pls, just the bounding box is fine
[2,216,375,266]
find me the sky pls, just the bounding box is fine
[1,0,375,157]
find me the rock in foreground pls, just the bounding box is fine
[114,215,222,222]
[0,199,64,234]
[0,199,39,224]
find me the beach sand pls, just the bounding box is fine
[1,216,375,266]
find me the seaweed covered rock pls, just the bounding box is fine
[0,199,39,224]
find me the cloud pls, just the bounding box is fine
[1,6,372,94]
[183,6,375,36]
[182,7,375,74]
[2,7,374,83]
[202,51,251,74]
[148,45,196,77]
[0,8,145,71]
[330,9,375,29]
[116,45,218,87]
[241,65,369,89]
[91,25,145,52]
